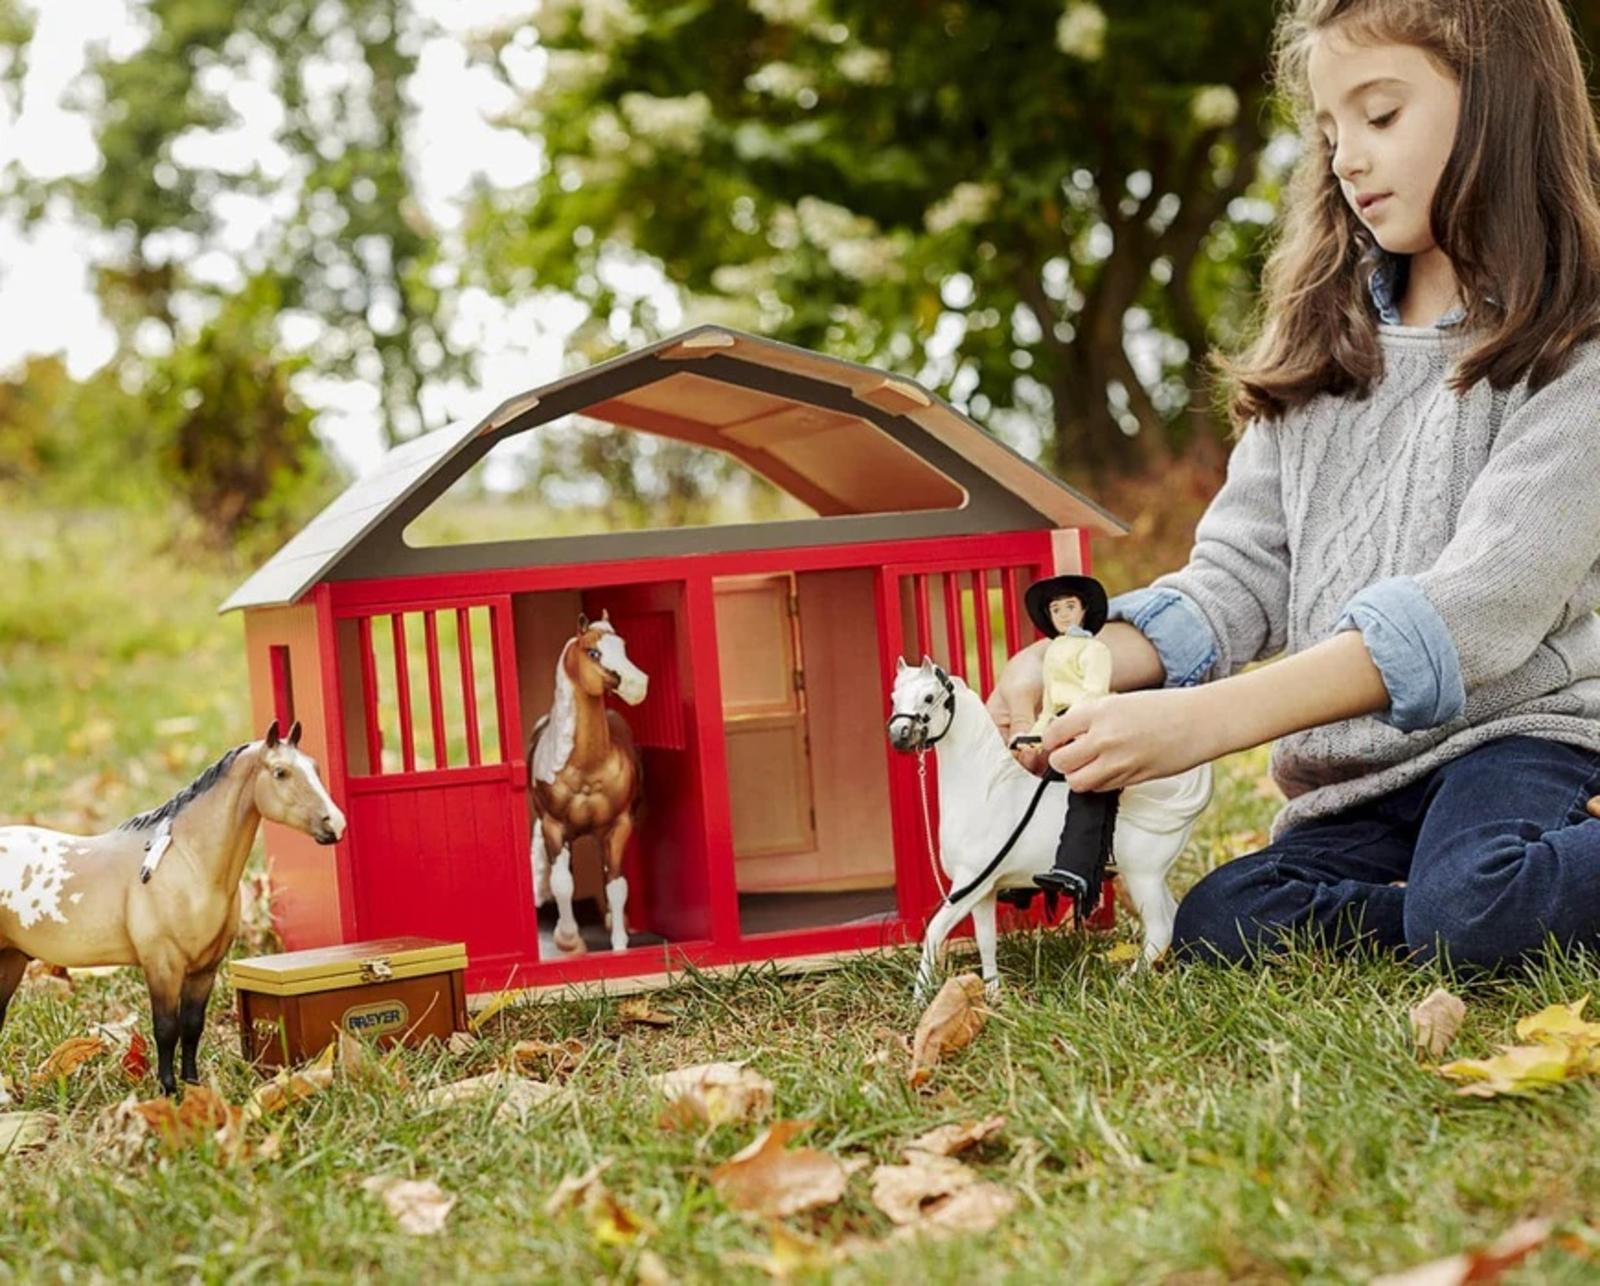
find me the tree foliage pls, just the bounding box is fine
[461,0,1282,481]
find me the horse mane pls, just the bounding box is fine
[118,743,250,833]
[531,621,616,785]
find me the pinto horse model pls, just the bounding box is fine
[0,720,345,1094]
[528,613,649,954]
[887,658,1211,1001]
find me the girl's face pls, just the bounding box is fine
[1308,33,1461,256]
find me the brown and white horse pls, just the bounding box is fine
[0,720,345,1094]
[527,613,648,954]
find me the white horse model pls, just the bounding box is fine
[887,657,1212,1001]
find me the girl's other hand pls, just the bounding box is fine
[1042,688,1219,791]
[986,639,1046,741]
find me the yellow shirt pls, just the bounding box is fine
[1030,632,1113,736]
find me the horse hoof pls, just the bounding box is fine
[553,926,586,955]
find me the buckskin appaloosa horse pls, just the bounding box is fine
[0,720,345,1093]
[527,613,648,954]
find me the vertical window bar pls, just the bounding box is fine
[390,613,416,774]
[941,572,965,679]
[357,616,383,775]
[456,607,482,766]
[1001,565,1023,656]
[424,610,448,770]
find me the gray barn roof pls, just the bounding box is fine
[221,325,1125,613]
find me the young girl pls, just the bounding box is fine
[991,0,1600,969]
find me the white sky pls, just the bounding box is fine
[0,0,679,477]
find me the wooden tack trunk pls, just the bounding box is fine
[230,936,469,1071]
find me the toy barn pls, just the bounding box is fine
[221,325,1126,995]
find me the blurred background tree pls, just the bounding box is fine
[4,0,1600,548]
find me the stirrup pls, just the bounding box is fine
[1033,868,1089,898]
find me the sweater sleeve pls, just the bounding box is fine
[1126,420,1291,682]
[1339,344,1600,727]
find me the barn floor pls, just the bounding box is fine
[737,887,898,936]
[531,887,900,957]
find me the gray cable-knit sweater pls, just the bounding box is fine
[1141,325,1600,836]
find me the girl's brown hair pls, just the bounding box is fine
[1219,0,1600,428]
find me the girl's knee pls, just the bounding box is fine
[1171,858,1276,966]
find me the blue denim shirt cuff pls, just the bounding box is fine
[1106,587,1219,687]
[1334,576,1466,731]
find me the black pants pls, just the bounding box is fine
[1048,770,1120,906]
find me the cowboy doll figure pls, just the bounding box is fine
[1013,574,1119,909]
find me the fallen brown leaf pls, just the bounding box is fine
[711,1120,852,1218]
[23,960,72,999]
[543,1159,613,1217]
[424,1071,561,1123]
[910,974,986,1088]
[338,1032,411,1089]
[652,1061,774,1129]
[903,1114,1007,1160]
[246,1065,334,1119]
[1370,1216,1552,1285]
[895,1183,1017,1239]
[723,1223,832,1278]
[447,1030,480,1056]
[1410,987,1467,1060]
[135,1085,236,1151]
[871,1154,978,1225]
[362,1176,455,1236]
[619,997,676,1026]
[636,1250,673,1286]
[32,1036,109,1085]
[0,1111,56,1155]
[1102,942,1141,966]
[507,1038,585,1077]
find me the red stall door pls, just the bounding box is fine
[337,595,535,982]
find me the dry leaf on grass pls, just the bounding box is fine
[723,1223,833,1279]
[1410,988,1467,1060]
[1102,942,1141,966]
[651,1061,774,1129]
[424,1071,561,1123]
[895,1183,1017,1240]
[507,1038,585,1077]
[636,1250,673,1286]
[134,1085,237,1151]
[1370,1216,1552,1286]
[362,1176,456,1236]
[447,1030,480,1056]
[246,1065,335,1119]
[0,1111,56,1156]
[23,960,72,999]
[870,1154,977,1224]
[711,1120,854,1218]
[619,997,676,1026]
[1515,997,1600,1048]
[903,1114,1006,1160]
[31,1035,109,1085]
[910,974,986,1088]
[541,1158,652,1245]
[337,1032,411,1089]
[1439,1043,1591,1098]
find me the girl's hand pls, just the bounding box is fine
[985,639,1047,742]
[1042,688,1220,791]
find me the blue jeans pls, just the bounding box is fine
[1173,736,1600,969]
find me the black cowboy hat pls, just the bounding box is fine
[1024,574,1108,638]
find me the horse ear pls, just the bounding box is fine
[920,655,935,672]
[576,613,589,634]
[264,720,281,748]
[600,608,610,622]
[287,720,302,748]
[896,657,908,673]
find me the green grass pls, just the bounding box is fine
[3,491,1600,1283]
